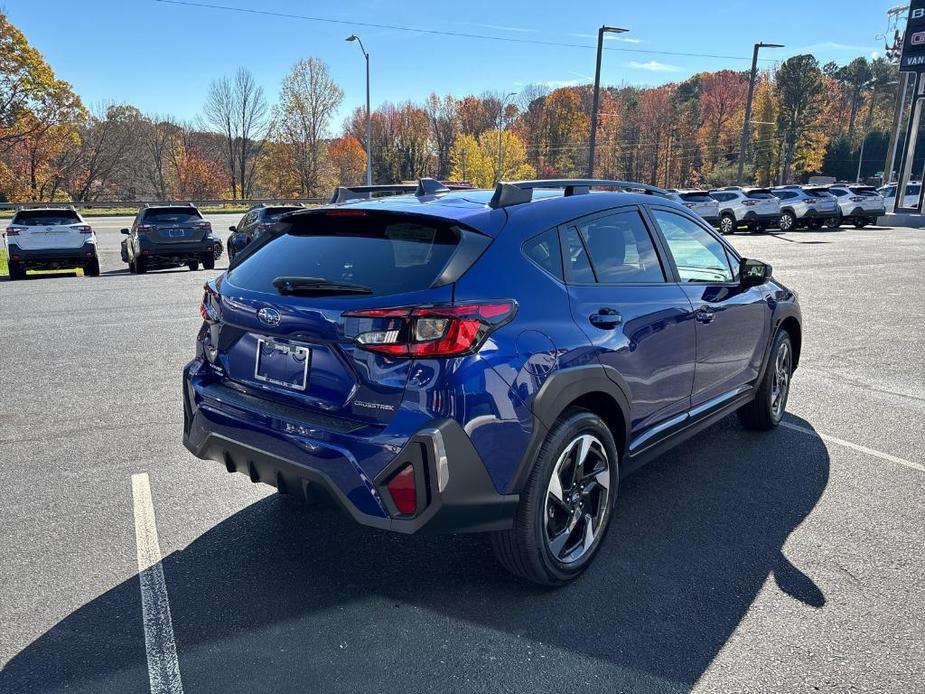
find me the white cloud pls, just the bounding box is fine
[567,32,642,44]
[870,51,881,59]
[626,60,681,73]
[541,79,581,88]
[794,41,880,54]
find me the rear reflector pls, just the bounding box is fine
[386,464,417,515]
[345,301,516,358]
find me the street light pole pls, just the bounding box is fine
[588,25,628,177]
[497,92,517,182]
[736,42,784,185]
[346,35,372,185]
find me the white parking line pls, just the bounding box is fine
[132,473,185,694]
[781,422,925,472]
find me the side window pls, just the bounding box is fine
[574,210,665,284]
[651,209,734,283]
[564,227,595,283]
[523,228,563,280]
[236,212,249,231]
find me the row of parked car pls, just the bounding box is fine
[665,183,886,234]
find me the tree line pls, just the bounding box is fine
[0,11,903,203]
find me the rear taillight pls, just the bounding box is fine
[137,224,154,234]
[804,197,818,204]
[199,282,220,323]
[742,200,757,206]
[850,196,865,202]
[385,464,417,515]
[195,221,212,231]
[75,224,92,234]
[5,226,24,236]
[345,301,517,358]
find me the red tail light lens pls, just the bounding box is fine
[200,282,220,323]
[75,224,92,234]
[195,221,212,231]
[344,301,516,358]
[386,464,417,515]
[5,226,24,236]
[137,224,154,234]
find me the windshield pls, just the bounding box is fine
[679,192,713,202]
[264,207,303,221]
[745,190,775,199]
[12,210,81,226]
[143,208,203,224]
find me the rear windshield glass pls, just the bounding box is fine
[679,192,713,202]
[12,210,81,226]
[849,187,877,196]
[228,213,463,296]
[745,190,775,199]
[264,207,303,221]
[143,208,203,223]
[803,188,832,196]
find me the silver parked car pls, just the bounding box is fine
[665,189,720,227]
[826,184,886,228]
[877,181,921,212]
[709,187,781,234]
[770,186,839,231]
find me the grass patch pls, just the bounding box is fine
[0,248,83,278]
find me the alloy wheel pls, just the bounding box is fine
[780,213,794,231]
[770,341,792,420]
[721,216,735,234]
[544,434,611,565]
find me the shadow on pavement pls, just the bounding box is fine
[1,415,830,693]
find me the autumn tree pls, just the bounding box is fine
[329,134,367,186]
[273,56,343,196]
[776,55,825,182]
[697,70,748,171]
[425,93,457,179]
[449,130,534,187]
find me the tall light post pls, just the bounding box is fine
[345,34,372,185]
[857,79,899,182]
[497,91,517,181]
[736,41,784,185]
[588,25,629,177]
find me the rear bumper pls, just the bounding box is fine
[182,361,518,534]
[846,206,885,219]
[742,212,779,223]
[802,208,838,219]
[136,239,214,264]
[7,242,96,268]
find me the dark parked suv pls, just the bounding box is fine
[227,203,305,262]
[121,204,216,273]
[183,178,801,585]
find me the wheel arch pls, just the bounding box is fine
[778,316,802,371]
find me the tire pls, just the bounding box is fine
[84,257,100,277]
[758,222,770,233]
[779,211,795,232]
[135,256,148,274]
[490,409,618,586]
[854,220,868,229]
[8,261,26,281]
[808,219,823,230]
[826,215,842,229]
[738,330,794,431]
[202,256,215,271]
[187,260,199,271]
[719,214,736,235]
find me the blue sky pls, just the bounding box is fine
[6,0,902,128]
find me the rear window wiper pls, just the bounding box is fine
[273,276,373,295]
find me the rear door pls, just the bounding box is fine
[142,207,209,243]
[8,209,88,250]
[562,206,696,436]
[648,207,770,408]
[214,210,483,427]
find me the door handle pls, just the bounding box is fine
[695,308,716,324]
[589,308,622,329]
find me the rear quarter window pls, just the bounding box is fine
[228,213,484,296]
[523,228,563,280]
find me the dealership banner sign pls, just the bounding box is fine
[901,0,925,72]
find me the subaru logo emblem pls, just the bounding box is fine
[257,307,281,326]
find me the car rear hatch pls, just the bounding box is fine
[743,189,780,214]
[677,191,718,217]
[848,186,885,210]
[7,209,89,250]
[143,207,209,243]
[205,208,492,428]
[803,188,838,213]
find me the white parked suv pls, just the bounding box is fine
[709,187,781,234]
[665,190,720,227]
[3,207,99,280]
[826,184,886,228]
[770,186,839,231]
[877,181,921,212]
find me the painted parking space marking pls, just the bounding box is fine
[781,421,924,472]
[132,473,185,694]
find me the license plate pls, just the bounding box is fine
[254,339,310,390]
[164,228,191,238]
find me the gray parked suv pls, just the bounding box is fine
[827,184,886,228]
[665,189,720,227]
[709,187,781,234]
[120,204,216,274]
[770,186,839,231]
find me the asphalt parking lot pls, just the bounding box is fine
[1,216,923,693]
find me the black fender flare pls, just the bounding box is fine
[507,364,631,494]
[757,300,802,385]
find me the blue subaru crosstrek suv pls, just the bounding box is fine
[183,178,801,586]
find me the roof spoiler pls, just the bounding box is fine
[489,179,669,209]
[328,178,464,204]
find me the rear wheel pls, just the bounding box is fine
[719,214,736,235]
[808,219,823,230]
[8,261,26,281]
[854,219,869,229]
[202,256,215,271]
[779,211,795,232]
[84,257,100,277]
[826,214,842,229]
[491,409,617,586]
[738,330,793,430]
[187,260,199,271]
[135,256,148,274]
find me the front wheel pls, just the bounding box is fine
[719,214,736,235]
[491,409,618,586]
[778,211,795,232]
[738,330,793,430]
[187,260,199,271]
[202,256,215,270]
[826,215,842,229]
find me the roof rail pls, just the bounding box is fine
[329,177,467,204]
[488,179,669,209]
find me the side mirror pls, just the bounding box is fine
[740,258,772,287]
[120,228,130,235]
[229,226,236,232]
